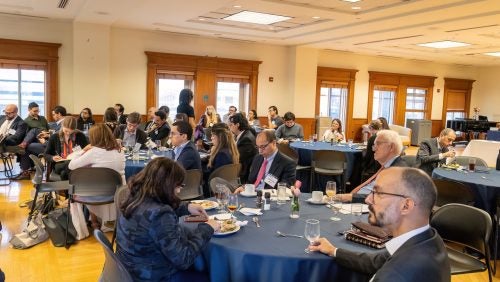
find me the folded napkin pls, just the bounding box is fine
[239,208,263,216]
[236,220,248,227]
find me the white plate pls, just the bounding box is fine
[209,213,232,220]
[191,200,219,211]
[213,225,240,237]
[240,191,257,197]
[306,198,327,205]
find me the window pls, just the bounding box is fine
[443,89,468,126]
[372,86,396,124]
[0,66,46,117]
[156,71,194,118]
[319,83,348,127]
[404,87,427,124]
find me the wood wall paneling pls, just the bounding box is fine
[442,78,475,128]
[350,118,369,142]
[431,120,443,138]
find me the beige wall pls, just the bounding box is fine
[1,15,498,121]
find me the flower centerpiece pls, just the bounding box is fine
[473,106,480,120]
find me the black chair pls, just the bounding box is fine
[431,203,493,282]
[0,152,15,186]
[111,185,129,249]
[65,167,122,248]
[178,169,203,201]
[432,179,475,207]
[94,229,133,282]
[311,150,347,192]
[27,154,69,224]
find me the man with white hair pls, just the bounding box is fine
[0,104,27,152]
[339,130,408,203]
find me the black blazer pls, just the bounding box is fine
[236,130,258,183]
[44,131,89,162]
[361,134,380,181]
[148,122,170,142]
[118,114,128,125]
[176,141,202,170]
[0,115,27,146]
[336,228,450,282]
[113,124,148,149]
[416,138,447,176]
[247,151,296,188]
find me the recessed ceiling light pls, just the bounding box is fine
[198,18,205,21]
[484,52,500,57]
[351,6,361,10]
[224,11,291,25]
[233,5,241,8]
[312,16,320,19]
[342,0,362,2]
[417,40,470,48]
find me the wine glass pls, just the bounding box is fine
[215,185,228,214]
[227,194,239,221]
[326,181,340,221]
[304,219,320,253]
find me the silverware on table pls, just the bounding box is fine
[276,230,303,238]
[253,216,261,227]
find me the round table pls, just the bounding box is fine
[187,193,375,282]
[124,150,174,180]
[290,141,364,190]
[432,167,500,215]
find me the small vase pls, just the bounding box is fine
[290,196,300,218]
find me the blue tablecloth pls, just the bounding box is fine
[186,193,375,282]
[432,167,500,215]
[125,150,174,180]
[290,141,364,191]
[487,130,500,141]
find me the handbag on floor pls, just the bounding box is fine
[9,213,49,249]
[42,208,78,247]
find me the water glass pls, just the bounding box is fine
[277,183,287,205]
[351,203,363,217]
[155,140,162,149]
[348,139,353,148]
[215,185,228,213]
[304,219,320,253]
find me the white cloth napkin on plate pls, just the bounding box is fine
[209,213,248,226]
[239,208,263,216]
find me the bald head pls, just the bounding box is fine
[4,104,18,120]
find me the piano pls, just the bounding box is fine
[446,119,495,132]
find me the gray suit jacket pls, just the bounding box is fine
[416,138,447,176]
[336,228,450,282]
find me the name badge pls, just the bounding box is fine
[8,129,16,135]
[264,174,278,188]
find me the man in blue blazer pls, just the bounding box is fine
[171,121,201,170]
[310,167,450,282]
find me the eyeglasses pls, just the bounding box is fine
[256,142,271,150]
[369,190,412,204]
[372,141,389,150]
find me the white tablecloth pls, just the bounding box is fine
[461,140,500,167]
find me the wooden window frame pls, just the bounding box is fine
[0,38,61,118]
[442,78,475,128]
[315,67,357,139]
[146,52,261,118]
[367,71,436,126]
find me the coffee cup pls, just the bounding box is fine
[312,191,323,202]
[244,184,255,194]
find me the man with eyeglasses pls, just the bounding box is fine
[235,129,296,192]
[0,104,27,152]
[114,112,148,149]
[416,128,456,176]
[222,105,237,124]
[310,167,450,282]
[170,121,201,170]
[339,130,408,203]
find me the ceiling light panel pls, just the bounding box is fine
[224,11,291,25]
[418,40,470,49]
[484,52,500,57]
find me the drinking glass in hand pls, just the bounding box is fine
[325,181,341,221]
[227,194,239,221]
[215,185,229,214]
[304,219,320,253]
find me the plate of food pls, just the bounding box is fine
[213,219,240,236]
[441,163,461,170]
[191,200,219,210]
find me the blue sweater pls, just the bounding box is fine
[116,199,213,281]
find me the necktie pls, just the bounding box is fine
[254,158,268,186]
[351,166,384,194]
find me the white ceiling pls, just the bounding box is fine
[1,0,500,66]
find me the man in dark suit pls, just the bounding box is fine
[310,167,450,282]
[339,129,408,203]
[114,112,148,149]
[235,129,296,191]
[148,110,170,144]
[417,128,456,176]
[228,113,258,183]
[114,103,128,125]
[0,104,27,152]
[48,105,67,132]
[171,121,201,170]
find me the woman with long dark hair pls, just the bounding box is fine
[322,118,344,142]
[207,127,239,173]
[76,107,94,131]
[247,109,260,127]
[103,107,119,132]
[116,158,219,281]
[177,89,196,129]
